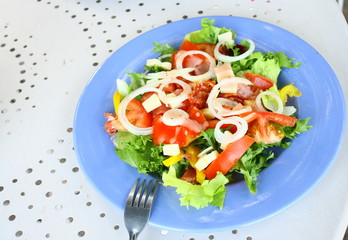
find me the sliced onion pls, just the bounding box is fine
[283,106,297,116]
[158,53,172,61]
[255,90,284,114]
[197,146,213,158]
[145,68,195,81]
[219,77,252,93]
[214,117,248,149]
[213,98,237,116]
[214,39,255,63]
[163,109,189,126]
[116,78,131,97]
[118,86,161,135]
[158,79,191,108]
[207,78,253,119]
[175,50,216,82]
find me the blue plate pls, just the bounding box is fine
[73,16,346,232]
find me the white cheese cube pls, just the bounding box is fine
[146,58,161,66]
[218,32,234,44]
[214,63,235,82]
[146,58,172,70]
[220,82,238,93]
[195,151,219,171]
[201,108,215,120]
[142,94,162,113]
[160,62,172,70]
[163,144,180,156]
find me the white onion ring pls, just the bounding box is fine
[214,39,255,63]
[118,86,161,135]
[207,78,253,119]
[158,79,191,108]
[214,117,248,149]
[162,109,189,126]
[283,106,297,116]
[158,53,172,61]
[213,98,237,116]
[146,68,195,81]
[175,50,216,82]
[197,146,213,158]
[255,90,284,114]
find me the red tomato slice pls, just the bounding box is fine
[126,99,152,128]
[240,111,297,127]
[243,73,274,90]
[152,115,201,147]
[205,135,255,180]
[240,111,297,143]
[187,106,208,126]
[179,40,200,51]
[195,43,216,57]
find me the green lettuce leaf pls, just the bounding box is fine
[114,131,166,175]
[152,42,176,56]
[190,128,220,152]
[162,166,229,209]
[233,51,301,82]
[278,117,312,139]
[127,72,146,91]
[233,143,275,194]
[184,18,235,44]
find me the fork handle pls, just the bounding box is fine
[129,232,138,240]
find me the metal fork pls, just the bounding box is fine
[124,178,159,240]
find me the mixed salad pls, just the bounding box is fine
[103,18,311,209]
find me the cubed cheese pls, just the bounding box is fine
[163,144,180,156]
[214,63,235,82]
[201,108,215,120]
[146,58,161,66]
[141,94,162,113]
[218,32,234,44]
[146,58,172,70]
[160,62,172,70]
[220,82,238,93]
[195,151,219,171]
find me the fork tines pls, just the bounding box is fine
[126,178,158,209]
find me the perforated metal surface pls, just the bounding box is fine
[1,0,348,239]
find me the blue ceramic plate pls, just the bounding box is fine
[73,16,346,232]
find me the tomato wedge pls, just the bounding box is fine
[152,115,201,147]
[125,99,153,128]
[187,106,208,127]
[240,111,297,144]
[240,111,297,127]
[205,135,255,180]
[243,73,274,90]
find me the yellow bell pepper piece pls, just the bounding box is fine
[279,83,302,104]
[113,91,121,115]
[195,169,206,184]
[162,152,183,167]
[186,146,200,167]
[186,146,207,183]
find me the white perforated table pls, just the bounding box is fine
[1,0,347,239]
